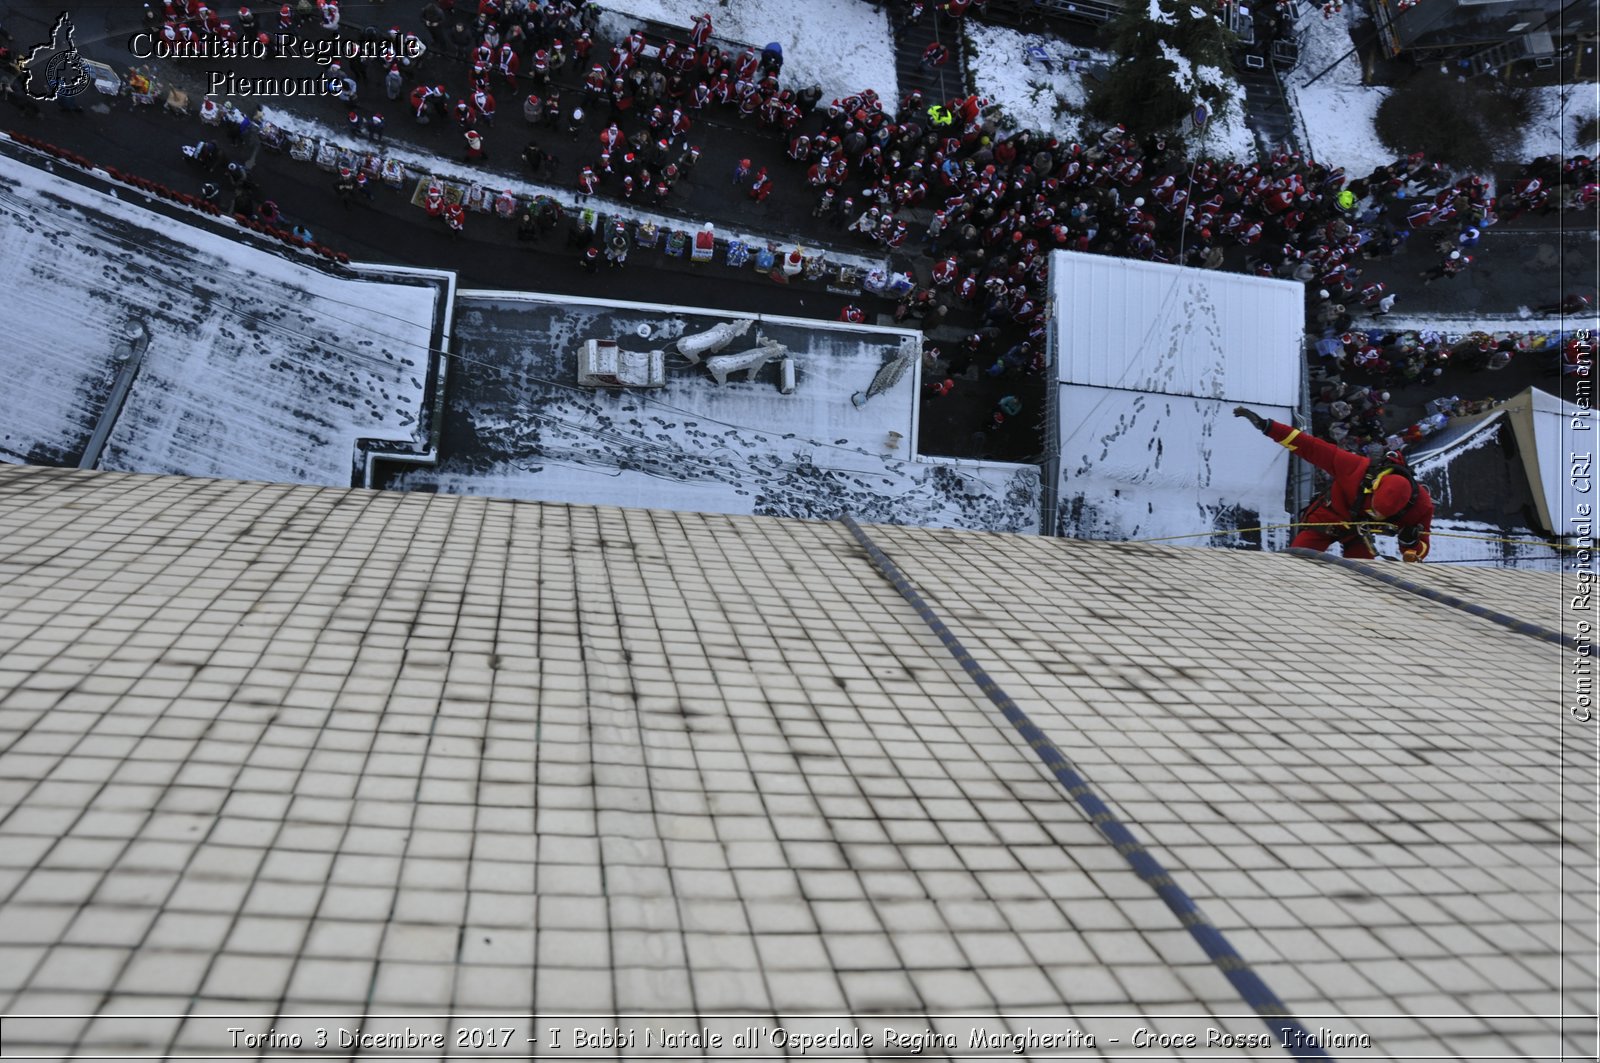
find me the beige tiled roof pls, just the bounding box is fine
[0,464,1592,1060]
[1319,553,1570,636]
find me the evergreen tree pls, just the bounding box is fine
[1087,0,1237,138]
[1374,70,1530,170]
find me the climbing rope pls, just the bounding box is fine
[1129,521,1583,551]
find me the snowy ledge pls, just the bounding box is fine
[258,107,892,272]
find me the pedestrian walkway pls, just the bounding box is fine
[1235,60,1299,158]
[891,8,969,107]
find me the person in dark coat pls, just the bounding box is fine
[760,42,783,76]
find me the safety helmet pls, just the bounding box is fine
[1366,472,1412,519]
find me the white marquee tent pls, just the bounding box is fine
[1411,385,1591,539]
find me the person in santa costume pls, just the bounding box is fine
[1233,407,1434,561]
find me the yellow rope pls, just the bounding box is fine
[1129,522,1582,551]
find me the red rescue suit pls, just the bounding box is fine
[1266,420,1433,560]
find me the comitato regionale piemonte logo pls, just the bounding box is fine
[21,12,92,101]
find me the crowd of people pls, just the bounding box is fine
[1306,323,1591,453]
[85,0,1600,458]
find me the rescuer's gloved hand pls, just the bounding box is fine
[1397,527,1425,563]
[1232,406,1268,432]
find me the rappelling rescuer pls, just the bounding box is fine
[1233,406,1434,561]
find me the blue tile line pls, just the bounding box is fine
[1284,548,1565,647]
[839,514,1333,1060]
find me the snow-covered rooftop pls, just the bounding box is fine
[0,148,448,485]
[1046,250,1304,543]
[383,293,1041,533]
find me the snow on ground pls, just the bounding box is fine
[965,21,1253,160]
[1191,97,1256,163]
[592,0,897,106]
[964,22,1096,142]
[1284,7,1393,175]
[1519,83,1600,160]
[259,107,889,271]
[0,148,444,485]
[1287,7,1596,171]
[386,293,1042,533]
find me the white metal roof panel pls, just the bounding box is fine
[1048,249,1304,407]
[1053,384,1295,542]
